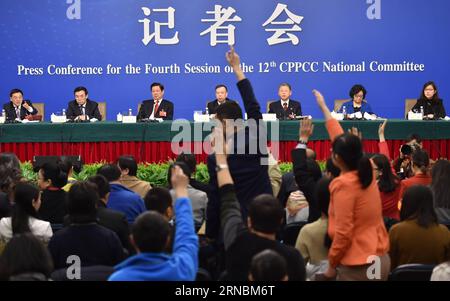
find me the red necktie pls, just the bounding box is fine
[283,102,288,111]
[154,101,159,116]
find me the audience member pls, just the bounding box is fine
[118,156,151,199]
[431,160,450,225]
[108,165,198,281]
[248,249,288,281]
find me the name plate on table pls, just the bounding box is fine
[262,113,277,121]
[330,111,344,120]
[193,113,210,122]
[51,114,67,123]
[122,115,137,123]
[0,116,5,124]
[408,111,423,120]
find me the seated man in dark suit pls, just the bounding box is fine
[66,86,102,121]
[2,88,38,121]
[137,82,174,120]
[268,83,302,120]
[206,84,237,117]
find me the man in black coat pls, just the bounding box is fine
[66,86,102,121]
[206,47,272,240]
[137,82,174,120]
[2,88,38,121]
[268,83,302,120]
[206,84,237,116]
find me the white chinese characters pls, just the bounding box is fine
[200,5,242,46]
[262,3,303,46]
[139,7,180,45]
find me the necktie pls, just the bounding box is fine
[283,102,288,111]
[154,101,159,116]
[15,106,20,118]
[80,106,85,115]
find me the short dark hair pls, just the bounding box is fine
[216,101,243,121]
[40,162,68,188]
[215,84,228,92]
[315,177,331,217]
[407,133,422,144]
[0,233,54,281]
[400,185,437,228]
[97,164,121,182]
[67,181,98,223]
[144,187,173,214]
[117,156,138,176]
[412,149,430,173]
[167,162,192,188]
[176,153,197,174]
[74,86,88,95]
[325,158,340,178]
[87,175,111,199]
[349,84,367,99]
[307,158,322,182]
[151,82,164,91]
[132,211,170,253]
[248,194,284,234]
[57,157,73,175]
[9,89,23,97]
[0,153,22,193]
[278,83,292,91]
[250,249,287,281]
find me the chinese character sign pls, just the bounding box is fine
[200,5,242,46]
[139,6,179,45]
[262,3,303,46]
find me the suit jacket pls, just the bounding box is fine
[268,100,302,120]
[66,99,102,121]
[206,98,237,115]
[137,99,174,120]
[2,100,38,121]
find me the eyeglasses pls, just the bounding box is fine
[424,88,435,92]
[354,94,364,99]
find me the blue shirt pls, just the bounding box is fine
[107,184,146,224]
[338,100,374,115]
[108,197,198,281]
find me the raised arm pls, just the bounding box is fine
[213,126,246,250]
[313,90,344,141]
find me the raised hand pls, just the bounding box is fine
[299,118,314,142]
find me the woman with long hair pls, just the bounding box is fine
[431,160,450,224]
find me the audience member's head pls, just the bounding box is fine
[57,157,74,177]
[248,194,284,235]
[97,164,121,182]
[38,162,68,189]
[248,249,288,281]
[144,187,173,221]
[332,133,372,188]
[431,160,450,210]
[0,152,22,193]
[325,158,340,179]
[306,158,322,182]
[400,185,437,228]
[87,175,111,205]
[11,182,40,235]
[167,162,191,189]
[131,211,171,253]
[406,133,423,149]
[176,153,197,175]
[315,177,332,217]
[306,148,316,160]
[411,149,430,175]
[67,181,98,224]
[0,233,53,281]
[371,154,399,193]
[215,101,243,121]
[117,156,138,177]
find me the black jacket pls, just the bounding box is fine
[411,98,446,119]
[268,100,302,120]
[38,189,67,224]
[66,99,102,121]
[2,100,38,121]
[206,78,272,239]
[219,184,305,281]
[137,99,174,120]
[206,98,237,115]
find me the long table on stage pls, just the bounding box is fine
[1,120,449,163]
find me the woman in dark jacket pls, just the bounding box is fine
[411,81,446,119]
